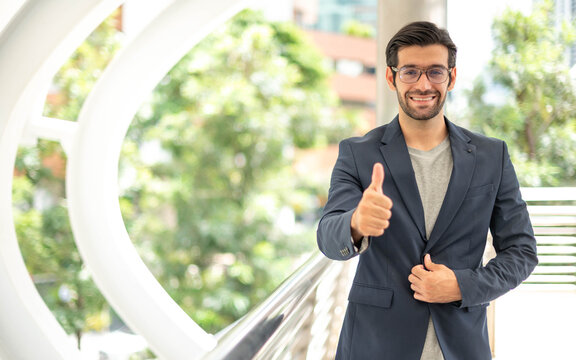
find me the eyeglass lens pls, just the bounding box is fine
[399,67,448,84]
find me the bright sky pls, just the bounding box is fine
[446,0,533,115]
[448,0,533,89]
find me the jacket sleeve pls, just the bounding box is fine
[453,142,538,307]
[317,140,367,261]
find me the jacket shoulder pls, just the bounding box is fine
[451,122,505,147]
[341,124,387,146]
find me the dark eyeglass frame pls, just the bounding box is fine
[390,65,452,84]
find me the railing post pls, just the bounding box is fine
[320,259,356,360]
[291,292,316,359]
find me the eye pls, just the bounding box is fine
[428,67,446,77]
[401,68,419,77]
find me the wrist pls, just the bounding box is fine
[350,210,363,242]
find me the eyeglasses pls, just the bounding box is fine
[390,66,451,84]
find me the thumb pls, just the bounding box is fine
[424,254,438,270]
[370,163,385,194]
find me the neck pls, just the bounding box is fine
[398,113,448,151]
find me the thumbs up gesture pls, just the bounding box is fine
[351,163,393,241]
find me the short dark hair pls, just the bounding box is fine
[385,21,457,68]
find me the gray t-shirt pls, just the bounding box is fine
[408,136,453,360]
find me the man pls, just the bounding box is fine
[316,21,538,360]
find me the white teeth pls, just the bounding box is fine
[412,97,433,101]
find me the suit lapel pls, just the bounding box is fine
[380,117,426,240]
[425,120,476,252]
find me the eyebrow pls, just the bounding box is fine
[399,64,448,68]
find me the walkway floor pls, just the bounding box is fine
[491,285,576,359]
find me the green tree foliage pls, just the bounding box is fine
[121,9,356,333]
[342,19,375,39]
[466,0,576,186]
[14,10,123,347]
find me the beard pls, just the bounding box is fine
[397,89,446,121]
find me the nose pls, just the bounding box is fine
[414,72,433,91]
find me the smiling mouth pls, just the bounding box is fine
[410,96,435,102]
[408,92,438,103]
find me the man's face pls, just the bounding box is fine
[386,44,456,121]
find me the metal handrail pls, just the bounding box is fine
[200,252,344,360]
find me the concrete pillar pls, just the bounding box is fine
[376,0,447,125]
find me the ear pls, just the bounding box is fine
[386,67,396,91]
[447,67,457,91]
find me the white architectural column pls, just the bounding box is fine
[376,0,447,125]
[0,1,123,359]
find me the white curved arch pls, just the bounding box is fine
[0,1,25,31]
[66,0,252,358]
[0,1,123,359]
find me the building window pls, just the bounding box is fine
[335,59,364,76]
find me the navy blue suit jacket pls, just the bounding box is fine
[317,117,538,359]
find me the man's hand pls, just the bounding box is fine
[408,254,462,303]
[351,163,393,241]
